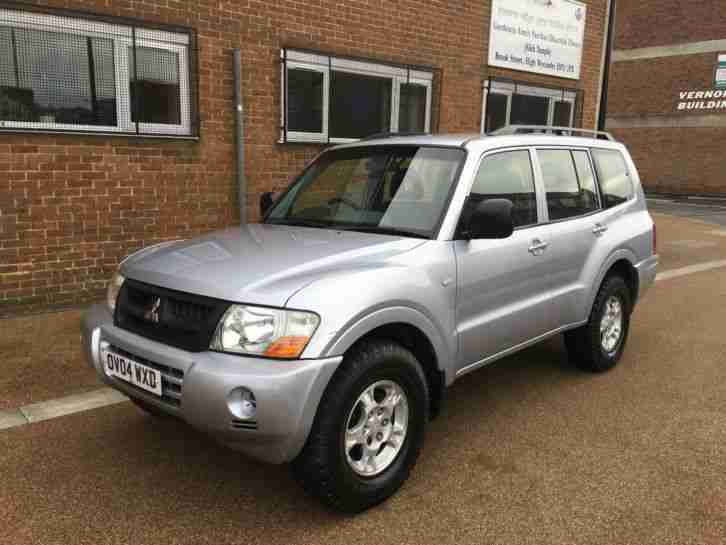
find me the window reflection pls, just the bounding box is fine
[0,26,116,126]
[129,46,180,125]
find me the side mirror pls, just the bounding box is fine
[466,198,514,239]
[260,191,274,217]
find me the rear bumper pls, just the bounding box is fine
[81,303,342,464]
[635,254,659,302]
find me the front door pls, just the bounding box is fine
[454,148,561,372]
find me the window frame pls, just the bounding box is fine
[534,147,602,223]
[0,7,195,137]
[280,49,434,144]
[481,80,577,134]
[459,146,543,233]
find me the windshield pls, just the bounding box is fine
[265,145,466,239]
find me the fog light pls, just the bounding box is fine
[228,387,257,420]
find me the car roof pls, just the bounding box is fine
[332,132,626,154]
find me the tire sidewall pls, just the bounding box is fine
[295,340,429,512]
[333,360,426,494]
[592,277,631,368]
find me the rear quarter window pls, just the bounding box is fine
[591,149,633,209]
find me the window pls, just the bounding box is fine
[266,146,465,237]
[0,7,195,136]
[538,149,598,221]
[592,149,633,209]
[287,68,324,133]
[482,80,577,133]
[511,94,549,126]
[281,49,433,143]
[330,71,392,139]
[470,150,537,228]
[399,83,428,133]
[485,92,508,132]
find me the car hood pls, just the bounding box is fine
[120,223,427,307]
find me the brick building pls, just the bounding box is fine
[605,0,726,195]
[0,0,610,316]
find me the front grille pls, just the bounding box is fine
[110,345,184,407]
[115,279,230,352]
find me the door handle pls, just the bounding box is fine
[592,223,608,236]
[528,238,549,255]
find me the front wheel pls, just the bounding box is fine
[565,275,632,373]
[292,339,429,513]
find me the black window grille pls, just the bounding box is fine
[0,3,198,137]
[482,77,584,134]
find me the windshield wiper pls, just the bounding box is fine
[267,218,332,229]
[338,225,429,239]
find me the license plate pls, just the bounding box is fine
[102,349,162,397]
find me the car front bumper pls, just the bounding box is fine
[81,303,342,464]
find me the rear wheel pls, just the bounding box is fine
[292,339,429,513]
[565,275,632,372]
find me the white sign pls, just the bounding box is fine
[488,0,587,80]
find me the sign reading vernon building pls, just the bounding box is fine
[488,0,587,80]
[676,89,726,112]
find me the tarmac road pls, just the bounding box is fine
[2,211,726,545]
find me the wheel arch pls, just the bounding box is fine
[323,307,452,419]
[589,251,639,313]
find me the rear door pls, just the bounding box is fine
[454,148,560,373]
[531,148,604,326]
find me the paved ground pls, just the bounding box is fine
[2,209,726,544]
[647,195,726,227]
[0,309,99,410]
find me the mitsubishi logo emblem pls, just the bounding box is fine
[144,297,162,323]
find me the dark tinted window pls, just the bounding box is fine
[538,150,598,220]
[592,149,633,209]
[330,71,391,139]
[485,92,508,132]
[398,83,427,132]
[510,94,549,126]
[287,68,324,133]
[130,47,181,125]
[471,150,537,227]
[553,100,572,127]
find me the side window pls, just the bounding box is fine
[471,150,537,228]
[537,149,599,221]
[592,149,633,209]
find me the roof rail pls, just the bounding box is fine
[358,131,431,141]
[491,125,615,141]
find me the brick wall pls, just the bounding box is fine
[607,0,726,195]
[610,127,726,194]
[608,53,720,117]
[0,0,608,316]
[615,0,726,50]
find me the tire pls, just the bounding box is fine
[565,275,632,373]
[130,397,170,418]
[292,339,429,513]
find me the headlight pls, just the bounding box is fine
[106,272,125,312]
[211,305,320,359]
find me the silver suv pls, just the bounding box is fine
[82,128,658,512]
